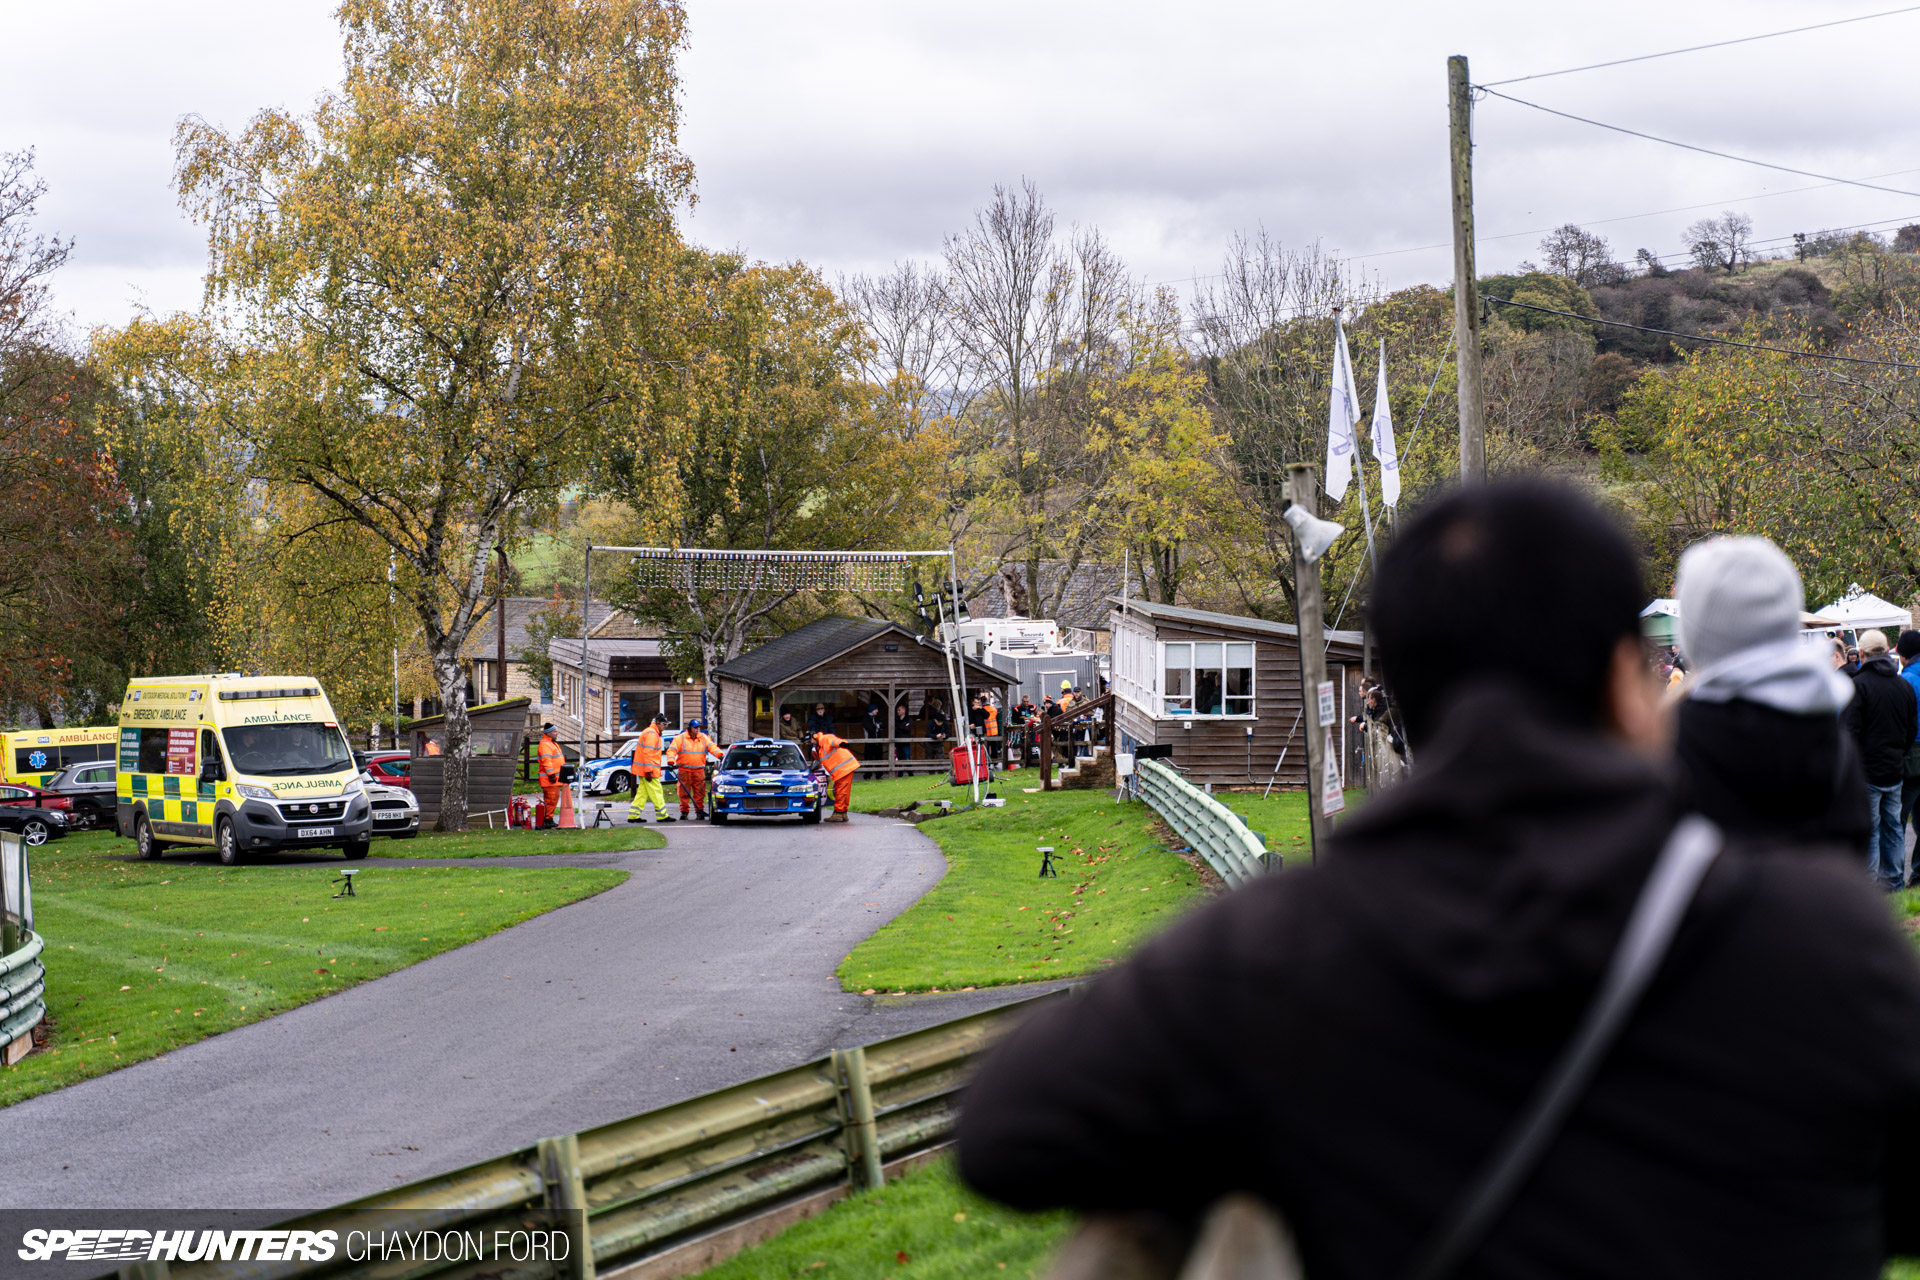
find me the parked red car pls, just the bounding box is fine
[354,751,412,790]
[0,782,72,813]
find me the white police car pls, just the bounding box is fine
[581,737,678,794]
[708,739,827,824]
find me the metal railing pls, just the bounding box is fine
[0,929,44,1054]
[104,990,1067,1280]
[1132,758,1270,888]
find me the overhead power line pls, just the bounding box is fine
[1481,294,1920,369]
[1482,5,1920,87]
[1480,88,1920,202]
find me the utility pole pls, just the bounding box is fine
[1449,54,1487,482]
[1287,464,1337,861]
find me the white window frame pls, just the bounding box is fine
[1158,639,1256,720]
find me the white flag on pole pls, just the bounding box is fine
[1371,340,1401,508]
[1324,320,1361,501]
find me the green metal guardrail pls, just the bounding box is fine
[0,928,44,1052]
[104,989,1069,1280]
[1132,758,1270,888]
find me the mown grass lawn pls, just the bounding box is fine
[838,789,1209,993]
[369,826,663,858]
[850,772,983,814]
[695,1158,1071,1280]
[4,831,624,1108]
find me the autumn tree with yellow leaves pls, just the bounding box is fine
[139,0,694,828]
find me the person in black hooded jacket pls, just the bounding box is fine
[956,482,1920,1280]
[1668,535,1867,853]
[1847,628,1918,890]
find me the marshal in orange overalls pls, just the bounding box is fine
[811,731,859,823]
[535,730,565,826]
[669,725,723,819]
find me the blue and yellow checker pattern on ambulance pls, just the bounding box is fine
[117,674,373,865]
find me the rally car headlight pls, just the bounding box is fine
[237,784,276,801]
[716,784,743,795]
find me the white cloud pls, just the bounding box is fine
[5,0,1917,333]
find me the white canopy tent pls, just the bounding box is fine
[1818,585,1913,635]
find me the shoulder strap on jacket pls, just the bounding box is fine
[1402,814,1724,1280]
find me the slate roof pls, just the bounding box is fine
[711,616,1011,688]
[461,596,618,659]
[547,637,664,679]
[967,561,1120,631]
[1108,597,1367,652]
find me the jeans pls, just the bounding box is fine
[1869,780,1905,890]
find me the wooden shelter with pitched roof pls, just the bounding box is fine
[711,617,1013,775]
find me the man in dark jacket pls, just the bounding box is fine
[1846,628,1917,890]
[958,482,1920,1278]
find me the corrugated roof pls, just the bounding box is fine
[1107,597,1366,650]
[712,616,1011,688]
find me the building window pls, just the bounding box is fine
[618,690,682,734]
[1161,641,1254,717]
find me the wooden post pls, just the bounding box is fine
[1288,464,1336,862]
[538,1133,595,1280]
[1039,712,1054,791]
[496,546,509,697]
[1449,54,1487,483]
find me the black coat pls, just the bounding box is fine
[1675,696,1870,853]
[958,684,1920,1279]
[1845,654,1917,786]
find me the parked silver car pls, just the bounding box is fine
[43,759,116,829]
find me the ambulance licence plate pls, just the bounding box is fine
[299,826,336,838]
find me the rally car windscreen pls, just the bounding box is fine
[222,723,354,776]
[721,744,808,771]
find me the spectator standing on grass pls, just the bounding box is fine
[1845,629,1916,891]
[1669,537,1866,854]
[1844,643,1863,677]
[1900,631,1920,882]
[894,700,914,761]
[863,701,886,762]
[958,480,1920,1278]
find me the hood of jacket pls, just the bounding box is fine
[1319,681,1676,1005]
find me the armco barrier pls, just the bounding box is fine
[103,989,1068,1280]
[1133,758,1269,888]
[0,928,45,1056]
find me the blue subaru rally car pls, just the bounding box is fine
[708,739,827,824]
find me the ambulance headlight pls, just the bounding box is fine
[237,784,276,802]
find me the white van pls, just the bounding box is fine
[116,674,374,864]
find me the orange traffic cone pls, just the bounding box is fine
[557,785,578,829]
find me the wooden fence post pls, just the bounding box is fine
[539,1133,595,1280]
[1039,714,1054,791]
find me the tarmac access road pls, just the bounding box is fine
[0,811,1066,1211]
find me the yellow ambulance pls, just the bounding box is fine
[116,674,373,864]
[2,725,118,786]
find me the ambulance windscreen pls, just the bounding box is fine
[222,723,353,776]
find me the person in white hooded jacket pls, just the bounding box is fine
[1672,536,1869,854]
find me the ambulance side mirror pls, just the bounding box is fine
[200,758,225,784]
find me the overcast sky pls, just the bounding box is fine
[6,0,1918,336]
